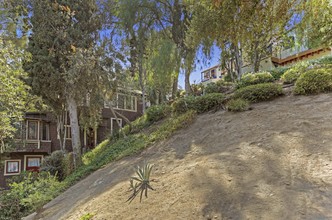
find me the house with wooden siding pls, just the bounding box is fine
[0,91,143,188]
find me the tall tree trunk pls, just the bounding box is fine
[66,95,81,167]
[138,56,146,113]
[234,44,243,80]
[253,41,260,72]
[184,67,192,95]
[172,76,178,99]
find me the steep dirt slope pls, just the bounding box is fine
[26,94,332,220]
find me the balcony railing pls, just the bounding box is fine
[5,140,52,154]
[273,45,309,60]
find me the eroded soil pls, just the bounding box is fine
[25,93,332,220]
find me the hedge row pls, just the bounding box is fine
[233,83,283,102]
[294,67,332,95]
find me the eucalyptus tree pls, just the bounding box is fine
[110,0,156,112]
[299,0,332,47]
[146,32,180,103]
[152,0,197,95]
[24,0,113,164]
[0,1,30,152]
[189,0,304,75]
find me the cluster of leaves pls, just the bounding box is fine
[227,98,250,112]
[281,61,311,84]
[41,151,65,180]
[191,83,204,96]
[237,72,274,88]
[204,81,234,94]
[146,104,172,123]
[270,55,331,83]
[40,151,76,181]
[172,93,225,114]
[294,67,332,95]
[0,172,64,220]
[80,213,95,220]
[127,163,154,203]
[223,73,234,82]
[233,83,283,103]
[0,39,29,149]
[269,67,290,80]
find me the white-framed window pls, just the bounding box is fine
[106,93,137,112]
[203,71,210,80]
[4,160,21,176]
[24,155,43,172]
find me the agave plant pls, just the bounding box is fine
[127,163,154,203]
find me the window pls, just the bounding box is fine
[203,71,210,80]
[41,122,50,141]
[110,93,137,112]
[65,125,72,139]
[24,156,43,172]
[111,118,122,135]
[4,160,21,176]
[27,120,38,140]
[211,69,216,78]
[13,121,24,140]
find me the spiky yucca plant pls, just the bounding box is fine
[127,163,154,203]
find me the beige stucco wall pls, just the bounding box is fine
[241,57,275,74]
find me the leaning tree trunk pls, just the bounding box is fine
[66,95,81,167]
[184,67,192,96]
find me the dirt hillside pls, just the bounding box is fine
[25,93,332,220]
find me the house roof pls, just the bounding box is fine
[201,64,221,73]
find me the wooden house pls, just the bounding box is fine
[0,91,143,188]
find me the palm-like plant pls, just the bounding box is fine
[127,163,154,203]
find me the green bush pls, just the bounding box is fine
[281,61,310,84]
[63,152,75,178]
[237,71,274,88]
[195,93,225,113]
[171,96,196,114]
[294,67,332,95]
[0,172,63,219]
[205,81,234,94]
[172,93,225,114]
[120,114,150,136]
[234,83,283,102]
[313,55,332,65]
[204,82,219,94]
[227,98,250,112]
[41,150,65,180]
[224,73,234,82]
[146,104,172,123]
[269,67,290,80]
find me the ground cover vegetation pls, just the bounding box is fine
[0,0,331,218]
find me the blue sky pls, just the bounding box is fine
[178,46,221,88]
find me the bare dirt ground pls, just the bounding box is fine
[26,93,332,220]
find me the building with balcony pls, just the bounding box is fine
[201,45,331,84]
[0,91,143,188]
[200,65,227,85]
